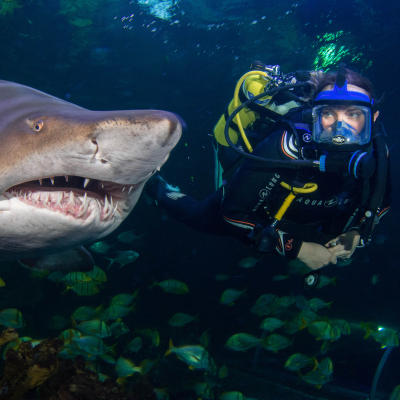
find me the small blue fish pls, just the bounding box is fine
[90,241,116,254]
[115,356,143,377]
[104,251,139,270]
[117,230,147,243]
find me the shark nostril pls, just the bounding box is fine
[91,138,107,164]
[91,138,100,159]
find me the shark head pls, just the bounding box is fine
[0,81,182,259]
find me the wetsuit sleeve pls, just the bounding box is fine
[220,130,304,259]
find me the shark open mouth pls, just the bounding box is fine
[4,176,139,222]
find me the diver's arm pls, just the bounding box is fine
[221,130,307,259]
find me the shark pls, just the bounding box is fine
[0,80,182,263]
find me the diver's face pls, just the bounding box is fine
[320,84,380,127]
[321,105,366,134]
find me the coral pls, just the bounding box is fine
[0,337,63,399]
[0,333,156,399]
[40,355,130,400]
[0,328,18,348]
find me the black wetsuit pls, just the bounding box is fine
[147,119,391,260]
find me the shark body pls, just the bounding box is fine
[0,80,181,261]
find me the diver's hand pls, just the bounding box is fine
[325,231,360,259]
[297,242,337,270]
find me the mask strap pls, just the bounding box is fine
[336,63,347,88]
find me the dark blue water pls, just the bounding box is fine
[0,0,399,398]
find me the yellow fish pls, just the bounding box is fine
[150,279,189,294]
[66,281,99,296]
[168,313,198,327]
[284,353,314,371]
[115,356,143,377]
[389,385,400,400]
[193,382,214,399]
[151,330,160,346]
[218,364,228,378]
[225,333,261,351]
[219,391,246,400]
[200,329,211,348]
[102,304,135,321]
[126,337,142,353]
[74,319,111,338]
[86,266,107,283]
[220,288,246,306]
[262,334,293,352]
[165,339,210,370]
[110,291,138,307]
[62,271,91,286]
[72,305,102,321]
[0,308,25,328]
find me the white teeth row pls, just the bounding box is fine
[96,195,119,220]
[10,189,126,221]
[37,176,134,194]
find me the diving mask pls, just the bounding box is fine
[311,65,374,151]
[312,104,372,147]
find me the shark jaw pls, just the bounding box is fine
[0,172,156,259]
[2,176,141,222]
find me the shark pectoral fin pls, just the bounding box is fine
[18,247,94,272]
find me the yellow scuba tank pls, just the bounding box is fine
[213,63,319,190]
[214,72,273,147]
[214,64,308,150]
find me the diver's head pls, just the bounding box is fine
[311,64,379,152]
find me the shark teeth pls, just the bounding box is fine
[77,193,89,217]
[56,191,63,206]
[68,191,75,205]
[9,189,121,222]
[102,195,114,219]
[6,176,136,221]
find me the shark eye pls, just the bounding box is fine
[33,120,44,132]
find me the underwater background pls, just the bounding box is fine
[0,0,400,399]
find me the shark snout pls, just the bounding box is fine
[90,110,182,184]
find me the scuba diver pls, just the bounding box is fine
[146,63,391,282]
